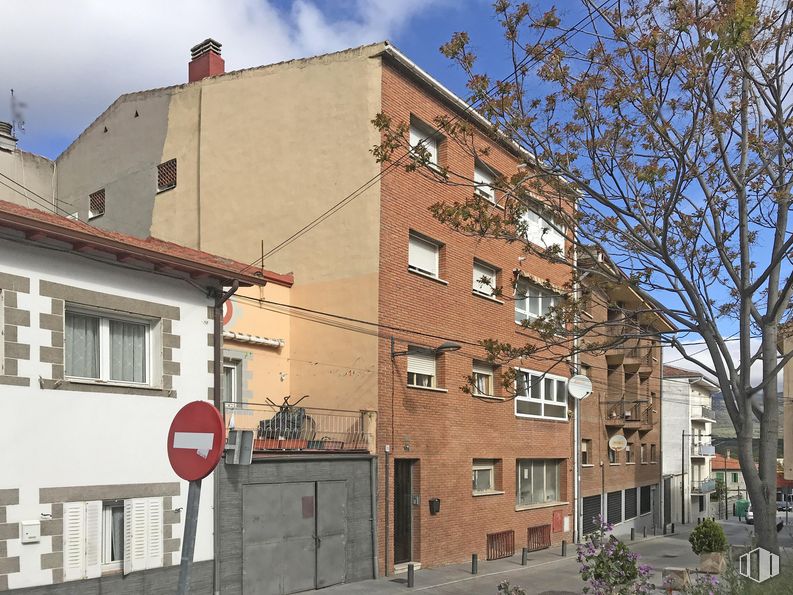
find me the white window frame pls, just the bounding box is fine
[408,232,440,279]
[514,278,560,323]
[409,119,439,165]
[472,459,496,494]
[640,443,647,464]
[626,443,635,464]
[222,358,242,403]
[101,501,124,572]
[608,447,618,464]
[514,368,568,420]
[522,209,565,251]
[472,261,497,297]
[473,162,496,203]
[65,306,158,387]
[472,361,495,397]
[516,459,561,507]
[407,349,436,388]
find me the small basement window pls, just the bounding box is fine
[157,159,177,192]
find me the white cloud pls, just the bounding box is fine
[2,0,441,157]
[663,338,784,393]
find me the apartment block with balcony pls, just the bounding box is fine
[578,268,673,538]
[662,365,720,524]
[19,39,581,590]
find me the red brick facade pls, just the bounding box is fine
[375,60,575,572]
[578,284,664,533]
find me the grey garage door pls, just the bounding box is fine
[243,481,347,595]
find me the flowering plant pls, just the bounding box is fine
[665,572,721,595]
[577,516,654,594]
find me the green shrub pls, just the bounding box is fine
[689,518,727,554]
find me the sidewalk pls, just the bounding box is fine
[322,526,700,594]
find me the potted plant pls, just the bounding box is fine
[689,518,728,573]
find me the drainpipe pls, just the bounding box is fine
[213,280,239,595]
[572,236,580,543]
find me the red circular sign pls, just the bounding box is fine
[167,401,226,481]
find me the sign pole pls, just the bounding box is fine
[177,479,202,595]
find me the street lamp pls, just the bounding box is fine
[390,338,462,358]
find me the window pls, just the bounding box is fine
[732,472,739,483]
[407,350,436,388]
[522,209,565,250]
[515,278,560,322]
[408,232,440,278]
[650,444,657,463]
[66,310,151,384]
[474,162,495,203]
[515,369,567,419]
[516,459,560,506]
[472,361,495,397]
[472,459,496,494]
[472,261,497,297]
[581,439,592,465]
[63,497,162,581]
[716,471,725,481]
[222,358,242,403]
[102,502,124,571]
[157,159,177,192]
[89,189,105,220]
[640,443,647,463]
[409,119,439,165]
[580,364,591,378]
[608,447,618,464]
[626,443,634,463]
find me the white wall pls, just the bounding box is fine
[0,236,215,589]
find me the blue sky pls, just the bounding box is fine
[2,0,533,159]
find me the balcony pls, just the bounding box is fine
[691,406,716,423]
[223,401,374,453]
[692,478,717,494]
[691,443,716,457]
[605,399,647,426]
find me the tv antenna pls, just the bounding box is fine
[10,89,26,136]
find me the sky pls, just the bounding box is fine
[2,0,518,159]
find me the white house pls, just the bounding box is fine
[661,365,720,524]
[0,200,276,592]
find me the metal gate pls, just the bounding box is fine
[243,481,347,595]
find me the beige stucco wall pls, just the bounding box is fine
[0,147,55,209]
[148,46,383,415]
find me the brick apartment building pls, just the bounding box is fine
[578,261,672,538]
[6,40,584,590]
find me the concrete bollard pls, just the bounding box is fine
[521,547,528,566]
[663,524,667,535]
[671,523,675,534]
[407,563,414,588]
[471,554,478,575]
[562,540,567,557]
[643,526,647,539]
[630,528,635,541]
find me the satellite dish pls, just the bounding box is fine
[568,375,593,400]
[608,435,628,451]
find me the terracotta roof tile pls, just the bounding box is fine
[0,200,293,287]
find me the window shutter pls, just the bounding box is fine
[84,501,102,579]
[407,351,435,377]
[473,262,494,295]
[523,210,542,244]
[124,499,148,575]
[63,502,86,581]
[474,166,495,201]
[408,235,438,276]
[145,497,164,569]
[473,362,492,376]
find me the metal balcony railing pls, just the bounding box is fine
[692,478,717,494]
[692,406,714,421]
[605,399,648,425]
[691,443,716,457]
[223,401,373,452]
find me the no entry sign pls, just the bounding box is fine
[167,401,226,481]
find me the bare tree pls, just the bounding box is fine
[373,0,793,551]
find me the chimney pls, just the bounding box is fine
[189,38,224,83]
[0,121,17,153]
